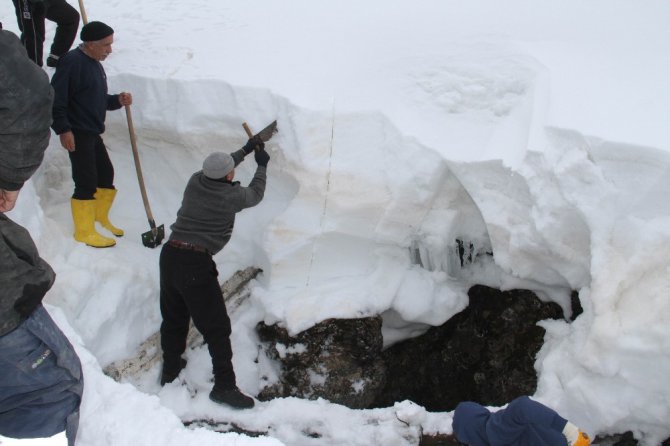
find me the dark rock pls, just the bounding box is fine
[255,285,569,415]
[256,317,386,409]
[570,289,584,321]
[196,279,654,444]
[373,285,564,411]
[420,433,465,445]
[593,431,638,445]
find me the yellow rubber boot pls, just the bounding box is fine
[71,199,116,248]
[564,422,591,446]
[95,188,124,237]
[574,431,591,446]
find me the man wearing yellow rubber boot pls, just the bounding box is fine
[51,21,131,247]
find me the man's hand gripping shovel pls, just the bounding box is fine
[125,105,165,248]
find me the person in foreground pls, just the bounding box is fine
[51,20,132,248]
[159,136,269,409]
[453,396,590,446]
[0,29,83,446]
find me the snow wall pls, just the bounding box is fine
[23,71,670,445]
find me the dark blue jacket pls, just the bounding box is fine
[51,47,121,135]
[453,396,569,446]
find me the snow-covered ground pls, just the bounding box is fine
[2,1,670,445]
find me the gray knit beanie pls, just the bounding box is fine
[202,152,234,179]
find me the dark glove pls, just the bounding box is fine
[254,148,270,167]
[243,135,265,154]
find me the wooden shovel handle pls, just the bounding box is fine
[77,0,88,24]
[125,104,157,227]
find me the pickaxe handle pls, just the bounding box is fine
[242,122,254,138]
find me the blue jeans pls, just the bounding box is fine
[0,305,83,446]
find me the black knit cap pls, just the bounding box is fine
[80,21,114,42]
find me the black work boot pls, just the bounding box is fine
[209,386,255,409]
[160,358,187,386]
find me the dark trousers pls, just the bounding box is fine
[159,244,236,388]
[11,0,79,66]
[68,131,114,200]
[0,305,83,446]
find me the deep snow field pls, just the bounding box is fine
[1,1,670,445]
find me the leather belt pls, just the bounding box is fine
[167,239,212,255]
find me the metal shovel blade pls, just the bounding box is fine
[142,223,165,248]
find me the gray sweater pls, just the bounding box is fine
[0,30,55,336]
[169,149,267,255]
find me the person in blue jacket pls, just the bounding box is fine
[51,20,132,248]
[453,396,590,446]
